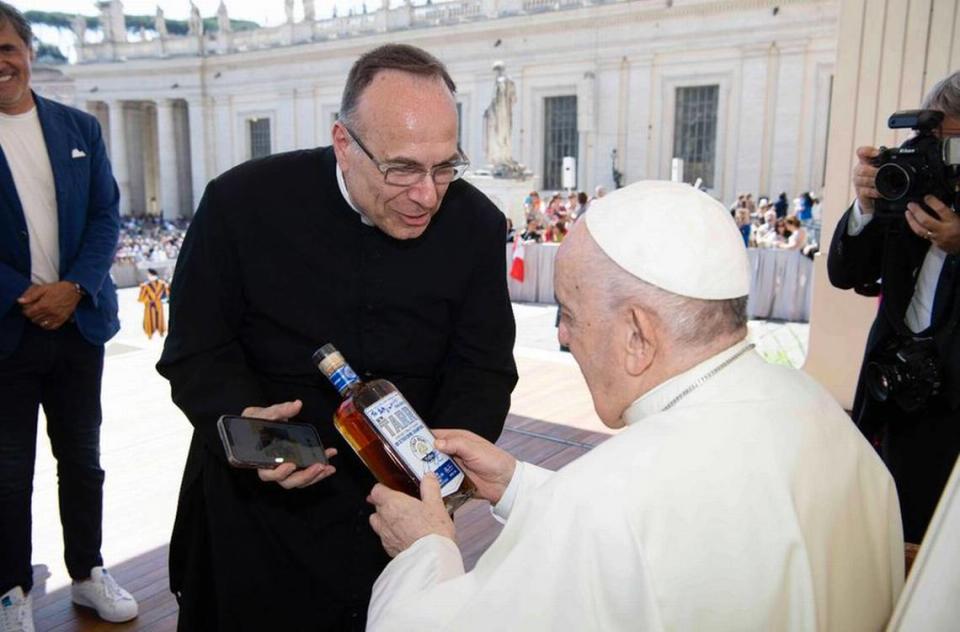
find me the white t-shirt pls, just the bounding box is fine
[0,107,59,284]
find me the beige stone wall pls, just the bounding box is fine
[804,0,960,408]
[64,0,838,212]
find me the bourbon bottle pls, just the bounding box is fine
[313,343,476,513]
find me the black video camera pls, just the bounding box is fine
[872,110,960,219]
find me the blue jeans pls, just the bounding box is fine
[0,322,105,594]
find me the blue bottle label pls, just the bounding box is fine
[329,365,359,394]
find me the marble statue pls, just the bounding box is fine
[71,13,86,44]
[188,2,203,36]
[483,61,517,168]
[154,6,167,38]
[98,3,114,42]
[217,1,231,34]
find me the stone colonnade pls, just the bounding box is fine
[92,98,204,218]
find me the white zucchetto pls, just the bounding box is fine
[584,180,750,300]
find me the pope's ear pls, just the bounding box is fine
[624,305,658,377]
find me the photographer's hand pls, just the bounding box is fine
[905,195,960,254]
[853,146,881,214]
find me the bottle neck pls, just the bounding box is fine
[328,362,361,397]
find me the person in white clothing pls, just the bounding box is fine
[754,207,779,246]
[366,180,904,631]
[779,216,808,251]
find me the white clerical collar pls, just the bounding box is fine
[622,338,754,425]
[335,162,374,227]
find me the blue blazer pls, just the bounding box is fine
[0,92,120,358]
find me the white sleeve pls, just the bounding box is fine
[368,534,465,630]
[847,199,875,236]
[492,462,554,523]
[369,460,658,631]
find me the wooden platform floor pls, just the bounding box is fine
[28,290,612,631]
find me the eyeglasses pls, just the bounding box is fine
[340,122,469,187]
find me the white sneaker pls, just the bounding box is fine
[70,567,138,623]
[0,586,34,632]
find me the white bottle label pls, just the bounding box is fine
[364,391,465,497]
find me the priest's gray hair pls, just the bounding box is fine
[340,44,457,130]
[588,241,748,347]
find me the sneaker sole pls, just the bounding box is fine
[71,593,138,623]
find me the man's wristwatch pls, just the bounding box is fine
[72,282,85,297]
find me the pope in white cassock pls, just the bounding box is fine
[366,181,905,631]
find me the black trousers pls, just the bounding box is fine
[0,322,105,594]
[877,400,960,544]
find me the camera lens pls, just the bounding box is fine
[875,163,912,200]
[865,361,894,402]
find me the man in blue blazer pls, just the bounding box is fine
[0,4,136,629]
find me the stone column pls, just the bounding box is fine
[375,0,389,32]
[625,55,653,181]
[154,98,180,218]
[277,90,296,153]
[294,88,316,150]
[185,96,209,208]
[213,95,235,175]
[577,69,597,191]
[106,100,131,216]
[768,41,808,201]
[591,59,626,191]
[734,43,771,199]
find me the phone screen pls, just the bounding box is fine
[217,416,328,469]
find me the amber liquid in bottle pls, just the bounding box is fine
[314,344,476,513]
[334,395,419,498]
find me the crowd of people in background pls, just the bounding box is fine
[114,216,190,265]
[731,190,820,256]
[509,184,820,258]
[111,188,819,264]
[508,185,607,244]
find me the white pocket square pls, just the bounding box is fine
[71,148,86,158]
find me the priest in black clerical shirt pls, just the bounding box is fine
[157,44,517,631]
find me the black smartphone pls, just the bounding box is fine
[216,415,328,469]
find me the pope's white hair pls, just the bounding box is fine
[579,228,748,346]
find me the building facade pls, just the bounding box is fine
[38,0,838,218]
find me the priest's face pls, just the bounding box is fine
[333,71,460,240]
[556,225,633,428]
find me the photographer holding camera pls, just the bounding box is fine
[828,71,960,544]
